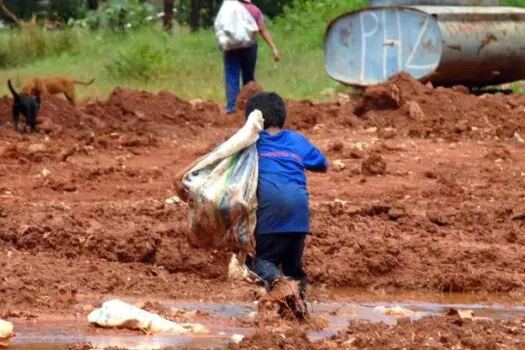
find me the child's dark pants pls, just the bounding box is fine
[253,233,308,294]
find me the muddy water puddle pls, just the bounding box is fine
[10,297,525,350]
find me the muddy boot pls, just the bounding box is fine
[270,277,308,320]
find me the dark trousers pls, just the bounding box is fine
[223,44,258,113]
[251,233,308,293]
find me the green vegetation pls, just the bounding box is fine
[0,0,365,102]
[502,0,525,6]
[0,0,524,104]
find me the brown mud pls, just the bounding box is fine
[231,315,525,350]
[1,73,525,347]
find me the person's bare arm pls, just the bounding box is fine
[259,22,281,61]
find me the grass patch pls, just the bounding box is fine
[0,26,342,103]
[1,0,523,104]
[104,31,171,81]
[0,0,366,104]
[0,28,81,68]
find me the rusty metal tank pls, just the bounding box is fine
[369,0,500,6]
[324,5,525,88]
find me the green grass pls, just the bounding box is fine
[0,26,340,103]
[0,0,364,104]
[0,0,523,104]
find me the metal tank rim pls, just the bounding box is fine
[323,6,444,87]
[324,5,525,88]
[368,0,501,7]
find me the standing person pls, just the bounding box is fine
[218,0,281,114]
[245,92,328,317]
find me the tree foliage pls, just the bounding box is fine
[1,0,86,22]
[0,0,298,27]
[2,0,523,29]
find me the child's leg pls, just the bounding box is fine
[254,233,284,290]
[223,49,241,114]
[281,234,308,298]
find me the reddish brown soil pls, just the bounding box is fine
[355,72,525,141]
[228,328,317,350]
[231,315,525,349]
[236,81,264,112]
[322,316,525,349]
[1,74,525,322]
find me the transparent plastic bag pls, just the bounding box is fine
[0,319,14,346]
[182,110,263,254]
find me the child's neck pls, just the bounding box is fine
[266,127,281,135]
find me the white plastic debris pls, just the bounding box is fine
[447,308,475,320]
[28,143,46,153]
[88,300,208,334]
[333,160,346,171]
[227,253,250,281]
[231,334,245,344]
[514,132,525,144]
[42,168,51,177]
[164,195,181,205]
[374,305,415,318]
[0,319,14,347]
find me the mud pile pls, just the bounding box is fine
[82,88,221,131]
[232,315,525,349]
[0,94,84,134]
[319,315,525,349]
[1,88,222,136]
[236,81,264,112]
[228,328,317,350]
[355,72,525,140]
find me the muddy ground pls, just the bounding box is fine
[1,74,525,348]
[230,315,525,350]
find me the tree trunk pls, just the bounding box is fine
[163,0,174,30]
[0,0,20,26]
[189,0,200,32]
[87,0,98,10]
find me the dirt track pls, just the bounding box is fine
[1,74,525,347]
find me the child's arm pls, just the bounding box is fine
[300,137,328,173]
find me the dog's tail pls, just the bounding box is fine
[74,78,95,86]
[7,79,20,102]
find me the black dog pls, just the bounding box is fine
[7,79,41,133]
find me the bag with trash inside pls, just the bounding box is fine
[88,299,208,334]
[214,0,259,51]
[182,110,263,259]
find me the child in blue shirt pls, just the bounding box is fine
[174,91,328,317]
[245,92,328,314]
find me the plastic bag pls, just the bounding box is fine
[88,300,208,334]
[0,319,14,348]
[182,110,263,254]
[214,0,259,51]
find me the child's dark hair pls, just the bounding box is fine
[245,91,286,129]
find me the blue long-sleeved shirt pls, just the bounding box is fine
[255,130,328,235]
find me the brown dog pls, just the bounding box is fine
[22,76,95,106]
